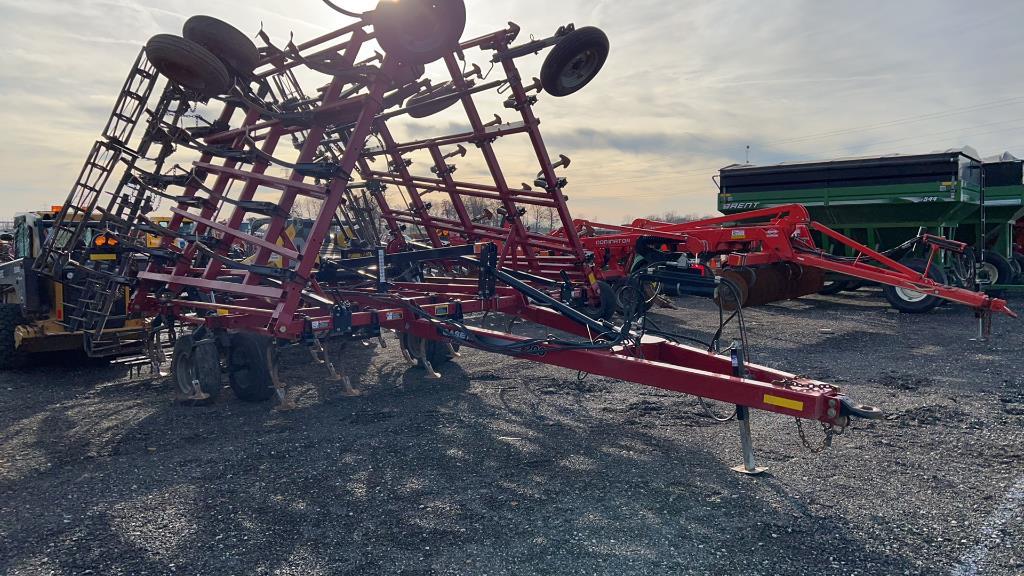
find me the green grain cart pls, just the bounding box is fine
[717,150,1024,312]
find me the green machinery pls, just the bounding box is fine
[716,150,1024,301]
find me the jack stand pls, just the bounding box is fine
[972,310,992,342]
[731,405,767,475]
[419,338,442,379]
[446,342,462,358]
[729,341,766,475]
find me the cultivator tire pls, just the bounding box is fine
[582,280,617,320]
[977,250,1014,286]
[183,15,260,77]
[227,333,278,402]
[145,34,232,98]
[0,304,27,370]
[540,26,609,97]
[883,258,947,314]
[373,0,466,65]
[402,333,459,369]
[171,334,223,401]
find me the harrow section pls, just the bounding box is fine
[44,0,890,472]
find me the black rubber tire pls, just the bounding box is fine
[373,0,466,65]
[183,15,260,77]
[582,280,617,321]
[819,277,853,295]
[402,332,459,369]
[227,332,278,402]
[171,334,223,401]
[406,83,462,118]
[882,258,948,314]
[1013,253,1024,283]
[0,304,27,370]
[145,34,232,97]
[977,250,1014,286]
[540,26,610,97]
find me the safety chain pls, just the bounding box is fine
[795,418,845,453]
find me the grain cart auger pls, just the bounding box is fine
[52,0,884,473]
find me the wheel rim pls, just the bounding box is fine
[560,50,599,90]
[893,286,929,303]
[977,262,999,285]
[174,353,198,396]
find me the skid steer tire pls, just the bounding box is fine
[0,304,27,370]
[227,332,278,402]
[183,15,260,77]
[145,34,232,98]
[540,26,610,97]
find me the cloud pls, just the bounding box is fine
[2,0,1024,223]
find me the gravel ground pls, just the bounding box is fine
[0,289,1022,576]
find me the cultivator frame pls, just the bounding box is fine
[39,1,895,472]
[561,204,1013,321]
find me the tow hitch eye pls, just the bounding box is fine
[839,397,884,421]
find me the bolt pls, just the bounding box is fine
[279,326,287,334]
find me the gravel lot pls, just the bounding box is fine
[1,289,1022,576]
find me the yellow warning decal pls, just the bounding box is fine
[89,254,117,261]
[587,273,597,285]
[763,394,803,412]
[217,309,230,316]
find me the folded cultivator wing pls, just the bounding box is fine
[40,0,899,472]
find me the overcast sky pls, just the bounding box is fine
[3,0,1024,222]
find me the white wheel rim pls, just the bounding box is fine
[977,262,999,285]
[894,287,929,303]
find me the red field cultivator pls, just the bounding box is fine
[550,205,1014,325]
[36,0,919,472]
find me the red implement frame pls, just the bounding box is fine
[45,4,888,473]
[550,204,1014,318]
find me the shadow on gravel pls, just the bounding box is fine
[0,340,926,575]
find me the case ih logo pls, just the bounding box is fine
[723,202,759,210]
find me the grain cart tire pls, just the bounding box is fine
[373,0,466,65]
[1013,253,1024,283]
[227,332,278,402]
[406,82,462,118]
[183,15,260,77]
[582,280,616,320]
[540,26,609,97]
[171,334,223,401]
[882,258,948,314]
[977,251,1014,286]
[401,333,459,368]
[145,34,233,98]
[0,304,27,370]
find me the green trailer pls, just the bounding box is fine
[976,155,1024,281]
[716,150,1024,307]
